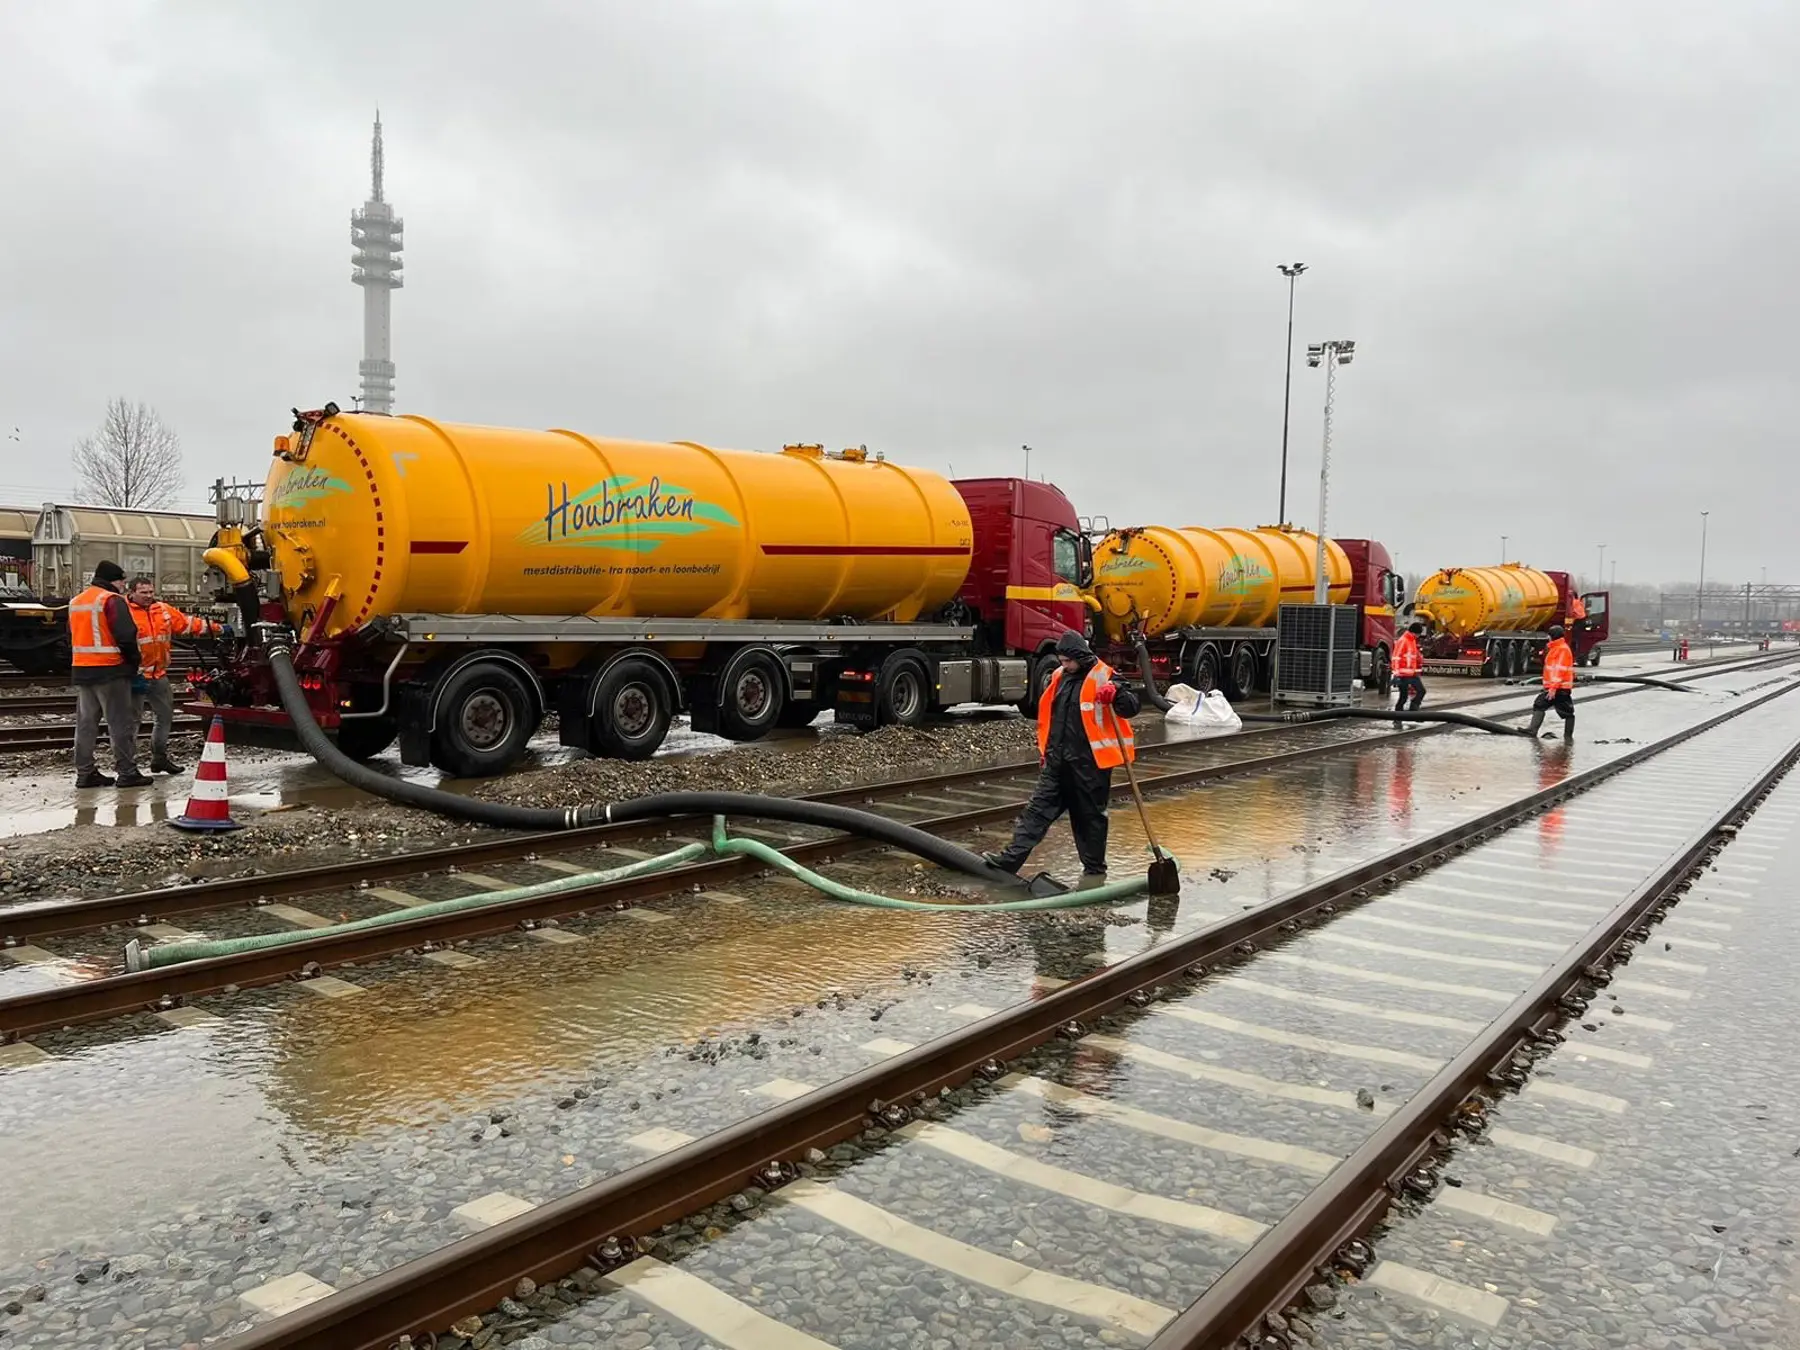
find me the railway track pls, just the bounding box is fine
[196,641,1800,1350]
[0,662,201,693]
[0,650,1790,1037]
[0,686,193,716]
[0,713,205,750]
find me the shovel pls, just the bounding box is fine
[1111,707,1180,896]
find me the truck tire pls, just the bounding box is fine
[1019,652,1058,718]
[1587,648,1602,667]
[1187,643,1222,694]
[333,716,397,762]
[876,650,929,728]
[590,656,674,760]
[429,662,538,777]
[717,648,785,742]
[1226,644,1259,699]
[1369,645,1391,698]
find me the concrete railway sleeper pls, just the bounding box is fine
[1,653,1790,1040]
[186,665,1800,1350]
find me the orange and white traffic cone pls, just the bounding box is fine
[168,717,243,832]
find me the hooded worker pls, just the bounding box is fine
[984,629,1141,880]
[1528,623,1576,739]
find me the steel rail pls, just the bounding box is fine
[4,657,1788,1036]
[207,666,1800,1350]
[9,648,1789,949]
[0,715,204,749]
[1148,723,1800,1348]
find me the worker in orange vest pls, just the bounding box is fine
[1569,594,1588,628]
[69,560,150,788]
[1392,620,1426,713]
[984,629,1141,881]
[1527,623,1577,739]
[126,576,227,774]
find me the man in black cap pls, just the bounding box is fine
[68,560,150,788]
[984,628,1140,881]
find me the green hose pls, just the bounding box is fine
[126,820,1173,972]
[706,817,1161,911]
[124,843,709,971]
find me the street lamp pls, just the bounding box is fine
[1276,263,1308,525]
[1697,511,1710,629]
[1305,338,1356,604]
[1500,535,1508,564]
[1597,543,1607,592]
[1022,444,1031,481]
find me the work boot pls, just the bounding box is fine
[114,772,154,789]
[75,771,116,789]
[151,757,184,774]
[1076,872,1109,890]
[1563,717,1575,741]
[980,851,1020,874]
[1525,708,1546,738]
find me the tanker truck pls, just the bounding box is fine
[191,406,1095,776]
[1086,524,1404,698]
[1409,563,1609,677]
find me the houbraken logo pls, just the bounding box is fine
[269,466,353,510]
[1216,554,1270,596]
[521,477,741,554]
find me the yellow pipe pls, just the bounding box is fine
[204,547,251,586]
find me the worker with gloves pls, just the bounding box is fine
[1392,620,1426,712]
[69,560,150,789]
[984,629,1141,881]
[126,575,228,774]
[1527,623,1577,739]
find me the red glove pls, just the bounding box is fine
[1094,682,1117,706]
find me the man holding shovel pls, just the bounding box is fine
[984,629,1142,883]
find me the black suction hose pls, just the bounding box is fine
[265,641,1022,886]
[1131,637,1174,712]
[1131,635,1525,735]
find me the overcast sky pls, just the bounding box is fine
[1,0,1794,590]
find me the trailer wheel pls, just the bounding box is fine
[1019,652,1059,717]
[876,650,929,728]
[590,657,674,760]
[1187,644,1222,694]
[1225,645,1259,699]
[429,662,538,777]
[333,716,397,762]
[1587,648,1602,667]
[715,648,786,742]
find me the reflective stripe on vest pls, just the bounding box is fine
[69,585,123,665]
[1036,659,1136,770]
[1543,640,1575,691]
[131,599,212,678]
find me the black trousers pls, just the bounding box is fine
[993,759,1114,875]
[1393,676,1425,711]
[1532,689,1574,720]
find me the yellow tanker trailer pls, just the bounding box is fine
[1410,563,1609,677]
[1087,524,1402,699]
[195,405,1060,775]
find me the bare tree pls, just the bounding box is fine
[71,398,184,509]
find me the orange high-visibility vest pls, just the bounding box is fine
[1392,632,1423,677]
[68,584,125,668]
[1569,596,1588,622]
[1037,659,1136,769]
[130,599,217,679]
[1543,637,1575,691]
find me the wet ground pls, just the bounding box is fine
[0,660,1793,1346]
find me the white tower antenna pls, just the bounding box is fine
[351,111,403,414]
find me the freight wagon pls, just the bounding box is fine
[0,502,222,674]
[196,408,1098,776]
[1408,563,1608,677]
[1086,525,1405,698]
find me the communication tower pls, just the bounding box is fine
[350,112,403,415]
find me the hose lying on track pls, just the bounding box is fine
[1130,637,1528,735]
[125,817,1165,971]
[266,642,1022,887]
